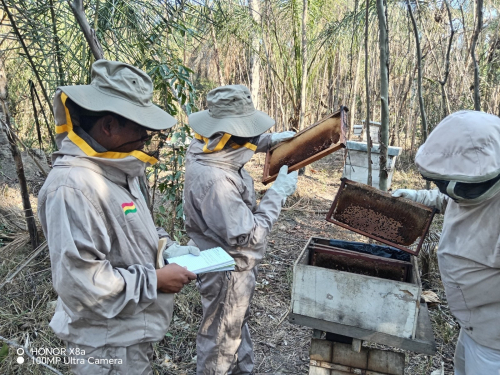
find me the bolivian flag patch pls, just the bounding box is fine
[122,202,137,215]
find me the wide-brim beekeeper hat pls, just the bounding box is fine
[59,60,177,131]
[415,110,500,204]
[188,84,275,138]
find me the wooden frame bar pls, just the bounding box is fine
[325,178,437,256]
[262,106,348,185]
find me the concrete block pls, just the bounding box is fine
[310,339,333,362]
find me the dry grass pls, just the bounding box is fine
[0,149,459,374]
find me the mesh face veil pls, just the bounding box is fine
[425,173,500,204]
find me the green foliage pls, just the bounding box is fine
[1,0,200,150]
[153,122,194,243]
[0,343,8,364]
[145,58,197,241]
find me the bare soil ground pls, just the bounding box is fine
[0,151,459,374]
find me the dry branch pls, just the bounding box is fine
[0,241,48,290]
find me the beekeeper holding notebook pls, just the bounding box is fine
[392,110,500,375]
[183,84,297,374]
[38,60,197,375]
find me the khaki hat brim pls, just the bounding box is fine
[188,109,275,138]
[60,85,177,131]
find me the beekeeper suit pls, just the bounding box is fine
[393,110,500,375]
[38,60,197,375]
[183,85,298,374]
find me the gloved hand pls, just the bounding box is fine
[392,189,418,201]
[271,131,296,147]
[163,243,200,259]
[270,165,298,198]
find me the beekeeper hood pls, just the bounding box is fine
[415,110,500,204]
[51,60,176,174]
[188,85,275,166]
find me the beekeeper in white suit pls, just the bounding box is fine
[183,84,298,374]
[38,60,197,375]
[393,110,500,375]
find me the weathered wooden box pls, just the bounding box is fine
[262,107,348,184]
[290,179,437,346]
[292,237,421,339]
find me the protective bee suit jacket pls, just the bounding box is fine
[413,110,500,350]
[183,133,285,374]
[183,133,284,271]
[38,90,174,348]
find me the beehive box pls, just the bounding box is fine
[290,179,437,343]
[291,237,421,339]
[262,107,348,184]
[343,141,402,189]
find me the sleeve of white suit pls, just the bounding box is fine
[41,186,158,320]
[415,189,449,213]
[255,133,273,153]
[200,177,284,248]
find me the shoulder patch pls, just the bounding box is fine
[121,202,137,215]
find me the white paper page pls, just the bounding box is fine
[168,247,235,274]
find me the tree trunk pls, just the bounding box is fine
[30,80,57,150]
[0,101,39,250]
[365,0,372,186]
[68,0,104,60]
[407,2,428,143]
[248,0,261,108]
[377,0,389,191]
[298,0,308,130]
[350,43,363,135]
[471,0,483,111]
[210,21,224,86]
[439,0,454,118]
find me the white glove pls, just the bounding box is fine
[270,165,298,198]
[392,189,418,201]
[271,131,296,147]
[163,243,200,259]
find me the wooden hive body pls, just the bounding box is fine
[291,237,421,339]
[290,179,437,348]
